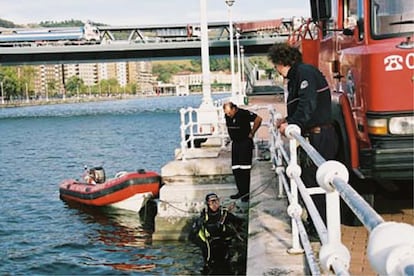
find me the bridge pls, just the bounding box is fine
[0,20,291,65]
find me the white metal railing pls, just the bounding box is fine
[268,109,414,275]
[179,104,228,161]
[179,102,273,161]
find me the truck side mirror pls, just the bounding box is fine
[343,28,354,36]
[310,0,332,21]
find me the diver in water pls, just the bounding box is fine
[191,192,244,275]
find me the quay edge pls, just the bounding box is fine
[153,95,306,274]
[153,145,240,241]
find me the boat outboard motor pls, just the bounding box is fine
[94,167,106,184]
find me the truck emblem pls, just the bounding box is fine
[384,55,403,71]
[384,53,414,71]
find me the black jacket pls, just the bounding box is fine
[286,62,332,130]
[225,108,258,142]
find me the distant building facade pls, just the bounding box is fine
[33,61,233,98]
[34,64,64,98]
[33,61,156,97]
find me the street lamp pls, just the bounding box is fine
[225,0,236,101]
[240,45,245,95]
[236,31,242,98]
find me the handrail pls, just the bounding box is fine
[179,105,228,161]
[268,110,414,275]
[179,103,273,161]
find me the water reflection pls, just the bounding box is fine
[62,201,160,273]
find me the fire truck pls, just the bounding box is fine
[291,0,413,195]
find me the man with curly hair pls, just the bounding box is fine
[268,43,338,225]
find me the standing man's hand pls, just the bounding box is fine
[276,118,286,128]
[276,118,287,135]
[278,122,288,136]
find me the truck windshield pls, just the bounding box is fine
[371,0,414,39]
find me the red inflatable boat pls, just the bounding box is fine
[59,167,161,212]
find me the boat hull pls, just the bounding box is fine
[59,171,161,211]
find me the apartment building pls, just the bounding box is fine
[34,64,64,98]
[172,71,232,90]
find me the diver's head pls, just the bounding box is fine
[205,192,220,211]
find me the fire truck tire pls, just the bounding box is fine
[333,123,376,226]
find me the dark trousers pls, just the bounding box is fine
[196,238,232,275]
[301,127,338,223]
[231,139,253,195]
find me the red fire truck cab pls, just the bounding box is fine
[295,0,413,192]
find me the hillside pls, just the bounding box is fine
[0,18,106,28]
[0,18,22,28]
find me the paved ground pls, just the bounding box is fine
[246,160,307,275]
[341,194,414,276]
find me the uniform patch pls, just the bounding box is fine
[300,80,309,89]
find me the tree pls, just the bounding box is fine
[65,76,84,96]
[190,57,230,72]
[248,56,273,71]
[0,67,19,99]
[126,82,137,94]
[0,18,21,28]
[98,78,119,95]
[20,66,36,99]
[47,79,57,97]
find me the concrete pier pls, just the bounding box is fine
[153,95,307,273]
[153,145,239,240]
[154,144,306,273]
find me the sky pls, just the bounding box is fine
[1,0,311,26]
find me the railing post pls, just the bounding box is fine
[316,161,351,273]
[189,107,195,149]
[180,108,187,161]
[285,124,303,254]
[271,112,285,198]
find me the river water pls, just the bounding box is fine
[0,94,229,275]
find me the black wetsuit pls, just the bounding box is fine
[286,62,338,223]
[195,207,244,275]
[225,108,258,197]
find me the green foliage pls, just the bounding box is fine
[0,67,21,98]
[98,78,120,94]
[153,57,232,83]
[0,18,21,28]
[210,58,231,71]
[64,76,84,96]
[0,17,107,28]
[248,56,273,71]
[39,19,85,27]
[152,62,190,83]
[190,60,202,72]
[189,57,231,72]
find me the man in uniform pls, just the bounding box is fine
[267,43,338,224]
[223,102,262,203]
